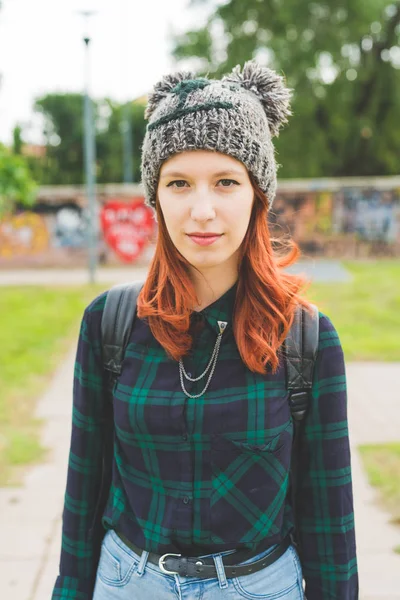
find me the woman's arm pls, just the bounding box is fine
[297,313,358,599]
[52,294,108,599]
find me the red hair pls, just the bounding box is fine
[137,174,312,375]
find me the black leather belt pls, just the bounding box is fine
[115,531,291,579]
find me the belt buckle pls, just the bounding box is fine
[158,552,182,575]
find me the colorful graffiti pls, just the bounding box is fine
[1,185,399,264]
[334,188,400,243]
[0,197,156,264]
[0,212,50,257]
[269,186,400,256]
[53,206,86,248]
[100,198,155,262]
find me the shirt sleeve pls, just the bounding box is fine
[52,297,108,599]
[297,313,359,600]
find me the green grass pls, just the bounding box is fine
[0,284,107,486]
[1,260,399,486]
[306,260,400,361]
[359,443,400,532]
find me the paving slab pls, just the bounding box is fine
[351,446,400,597]
[286,259,353,282]
[347,363,400,445]
[0,348,75,600]
[0,266,150,286]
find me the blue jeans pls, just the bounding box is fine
[93,529,304,599]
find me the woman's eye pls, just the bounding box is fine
[167,180,188,188]
[218,179,239,187]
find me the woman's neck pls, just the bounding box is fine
[190,267,238,312]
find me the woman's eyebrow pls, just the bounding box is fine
[160,169,245,179]
[213,170,244,178]
[159,171,188,179]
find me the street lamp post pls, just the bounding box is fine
[122,101,134,183]
[80,10,98,283]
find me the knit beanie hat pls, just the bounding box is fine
[140,60,293,210]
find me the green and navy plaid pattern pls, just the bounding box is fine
[52,283,358,599]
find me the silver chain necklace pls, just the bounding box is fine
[179,320,228,399]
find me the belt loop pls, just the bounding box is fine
[136,550,149,577]
[213,554,228,589]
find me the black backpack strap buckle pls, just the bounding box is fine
[289,390,310,422]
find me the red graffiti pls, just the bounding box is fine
[100,198,155,262]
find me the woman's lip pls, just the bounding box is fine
[187,234,222,246]
[187,233,222,237]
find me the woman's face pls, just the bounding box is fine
[157,150,254,275]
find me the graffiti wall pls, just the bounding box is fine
[0,188,156,267]
[269,185,400,257]
[1,181,399,266]
[0,212,50,258]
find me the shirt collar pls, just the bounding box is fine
[191,281,238,335]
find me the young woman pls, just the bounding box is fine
[52,61,358,599]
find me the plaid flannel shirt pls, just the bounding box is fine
[52,282,358,599]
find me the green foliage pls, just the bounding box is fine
[96,99,147,184]
[172,0,400,178]
[34,93,87,185]
[0,145,37,218]
[31,93,146,185]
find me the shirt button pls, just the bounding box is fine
[182,434,188,441]
[187,372,192,378]
[183,496,191,504]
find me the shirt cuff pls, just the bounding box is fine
[51,575,94,600]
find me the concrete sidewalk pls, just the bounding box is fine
[0,259,352,286]
[0,353,399,599]
[0,266,150,287]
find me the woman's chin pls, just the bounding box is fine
[185,252,225,271]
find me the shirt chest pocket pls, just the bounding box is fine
[209,424,292,545]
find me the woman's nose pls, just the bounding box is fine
[190,195,216,221]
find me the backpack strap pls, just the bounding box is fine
[285,303,319,419]
[89,281,144,566]
[284,303,319,558]
[101,281,144,393]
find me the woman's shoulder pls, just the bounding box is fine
[81,286,145,339]
[79,290,111,342]
[84,289,109,317]
[310,307,345,367]
[315,309,341,344]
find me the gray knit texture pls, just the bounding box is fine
[141,60,293,210]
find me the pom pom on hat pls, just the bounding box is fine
[145,70,196,119]
[222,60,293,137]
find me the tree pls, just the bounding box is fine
[96,98,147,184]
[0,145,37,218]
[34,93,87,185]
[172,0,400,178]
[32,93,147,185]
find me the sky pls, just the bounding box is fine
[0,0,210,144]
